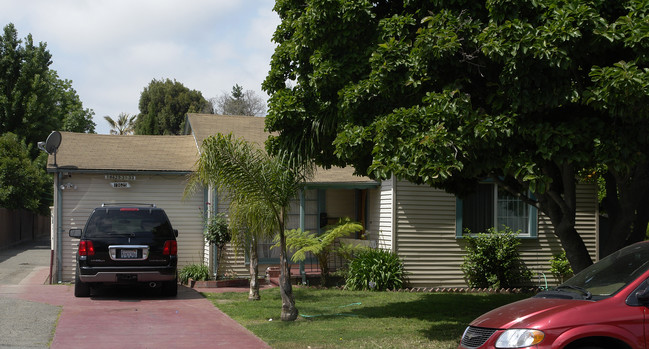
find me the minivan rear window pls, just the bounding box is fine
[84,209,173,238]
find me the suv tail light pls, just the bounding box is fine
[163,240,177,256]
[78,240,95,256]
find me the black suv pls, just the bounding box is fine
[69,204,178,297]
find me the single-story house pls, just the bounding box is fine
[47,113,598,287]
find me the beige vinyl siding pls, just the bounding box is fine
[393,181,460,287]
[378,176,395,250]
[58,173,204,282]
[393,180,598,288]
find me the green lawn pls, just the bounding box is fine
[204,287,530,349]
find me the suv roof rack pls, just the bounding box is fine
[101,203,157,208]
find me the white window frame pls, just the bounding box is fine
[456,183,537,238]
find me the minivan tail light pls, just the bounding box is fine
[78,240,95,256]
[163,240,177,256]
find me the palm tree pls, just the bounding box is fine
[282,218,364,286]
[185,133,311,321]
[228,198,275,301]
[104,113,136,135]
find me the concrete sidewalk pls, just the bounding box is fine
[0,243,270,349]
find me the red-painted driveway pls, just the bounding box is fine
[0,267,270,349]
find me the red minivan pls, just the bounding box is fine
[459,241,649,349]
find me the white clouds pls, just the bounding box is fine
[27,1,242,50]
[248,3,281,51]
[0,0,279,134]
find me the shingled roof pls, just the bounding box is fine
[45,115,377,187]
[185,114,269,148]
[185,114,377,187]
[47,132,198,173]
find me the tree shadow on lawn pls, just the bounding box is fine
[293,288,378,303]
[350,292,531,342]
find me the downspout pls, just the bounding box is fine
[48,206,53,284]
[56,171,63,283]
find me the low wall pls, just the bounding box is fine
[0,208,50,249]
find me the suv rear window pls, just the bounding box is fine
[84,209,174,238]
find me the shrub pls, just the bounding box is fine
[461,227,532,288]
[178,264,210,284]
[204,213,231,248]
[345,249,406,291]
[549,251,573,284]
[204,213,231,278]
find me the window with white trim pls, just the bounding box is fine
[456,183,537,237]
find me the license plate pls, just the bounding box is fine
[120,249,138,259]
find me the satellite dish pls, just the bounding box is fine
[45,131,62,154]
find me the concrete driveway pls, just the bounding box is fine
[0,240,270,349]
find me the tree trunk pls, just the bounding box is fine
[601,165,649,257]
[537,162,593,273]
[248,235,260,301]
[553,220,593,273]
[278,208,298,321]
[630,199,649,245]
[216,244,226,278]
[319,252,330,286]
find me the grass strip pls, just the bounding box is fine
[205,287,530,349]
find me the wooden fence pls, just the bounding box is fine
[0,208,50,249]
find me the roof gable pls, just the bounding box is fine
[47,132,198,172]
[185,114,269,148]
[185,113,377,186]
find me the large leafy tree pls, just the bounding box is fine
[0,23,94,213]
[135,78,211,135]
[264,1,649,272]
[211,84,267,116]
[54,73,96,134]
[0,23,95,150]
[186,133,311,321]
[0,133,49,214]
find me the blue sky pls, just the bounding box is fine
[0,0,279,134]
